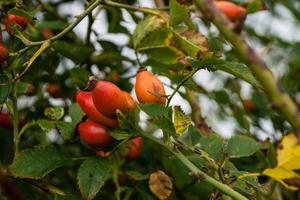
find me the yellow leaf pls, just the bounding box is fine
[263,167,299,191]
[277,133,300,170]
[173,106,192,136]
[262,133,300,190]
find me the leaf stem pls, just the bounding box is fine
[140,132,249,200]
[167,67,202,107]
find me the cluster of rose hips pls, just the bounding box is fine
[0,14,29,65]
[76,69,166,160]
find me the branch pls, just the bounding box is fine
[140,132,248,200]
[193,0,300,138]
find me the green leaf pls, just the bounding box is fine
[227,135,264,158]
[36,21,67,30]
[222,160,261,196]
[153,117,176,139]
[232,171,260,196]
[10,145,70,179]
[77,157,111,199]
[211,90,231,105]
[68,103,85,125]
[44,107,64,121]
[111,129,131,140]
[52,41,94,63]
[173,29,212,59]
[0,0,21,2]
[16,82,34,95]
[90,51,129,67]
[247,0,266,14]
[137,27,184,65]
[132,15,166,49]
[173,106,192,136]
[56,121,75,140]
[70,68,91,88]
[214,62,262,89]
[116,108,140,130]
[232,105,250,131]
[184,126,203,146]
[170,0,194,28]
[192,59,262,89]
[0,74,11,104]
[139,104,171,118]
[106,7,128,34]
[144,46,184,65]
[37,119,54,132]
[200,134,224,161]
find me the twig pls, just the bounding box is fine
[193,0,300,138]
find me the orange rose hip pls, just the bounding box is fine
[135,69,166,105]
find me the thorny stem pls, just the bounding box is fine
[194,0,300,139]
[140,132,249,200]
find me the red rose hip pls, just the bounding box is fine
[126,137,143,160]
[78,121,114,147]
[91,81,128,118]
